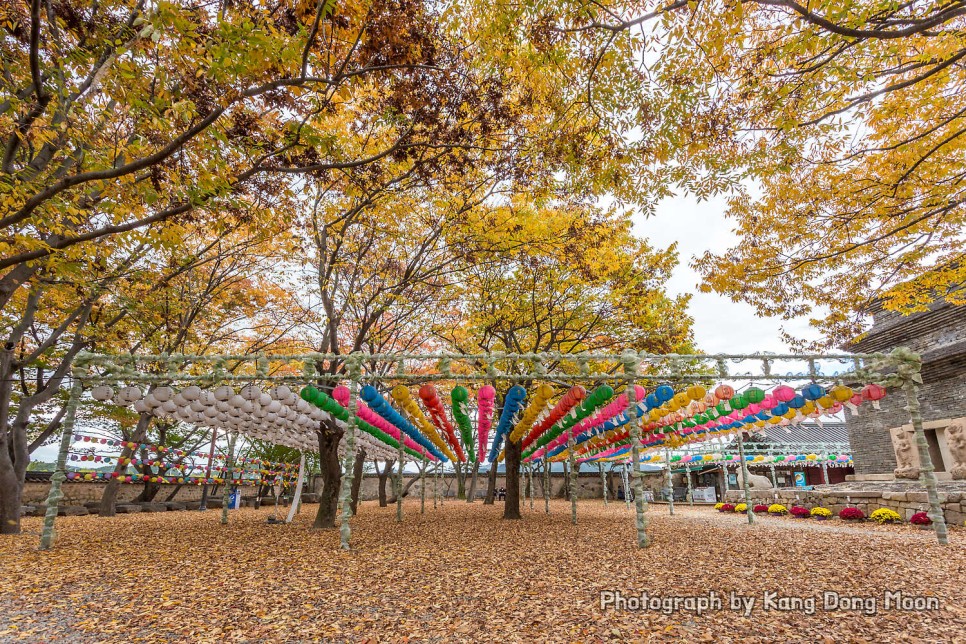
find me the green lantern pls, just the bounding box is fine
[745,387,765,404]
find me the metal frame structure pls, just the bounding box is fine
[39,347,950,550]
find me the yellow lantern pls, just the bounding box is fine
[686,385,707,401]
[830,385,853,403]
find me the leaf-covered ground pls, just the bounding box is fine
[1,500,963,642]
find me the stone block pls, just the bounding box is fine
[58,506,89,516]
[138,502,168,512]
[115,504,141,513]
[183,501,202,510]
[301,493,319,503]
[163,502,186,511]
[882,492,907,502]
[20,505,40,517]
[907,491,946,503]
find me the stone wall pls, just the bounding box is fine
[845,300,966,477]
[25,471,669,507]
[318,471,668,501]
[725,481,966,526]
[21,481,261,506]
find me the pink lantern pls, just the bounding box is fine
[333,385,350,407]
[773,385,796,402]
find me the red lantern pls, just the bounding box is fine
[861,384,886,401]
[714,385,734,400]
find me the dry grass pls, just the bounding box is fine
[0,500,963,642]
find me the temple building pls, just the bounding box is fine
[845,296,966,481]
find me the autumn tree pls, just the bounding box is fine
[95,218,301,517]
[552,0,966,345]
[435,202,694,518]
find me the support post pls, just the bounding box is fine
[568,429,577,525]
[433,461,439,509]
[421,457,427,514]
[622,463,630,510]
[737,434,755,525]
[539,461,547,513]
[664,448,674,516]
[40,380,84,550]
[337,359,362,550]
[821,460,829,485]
[685,464,693,506]
[198,428,218,511]
[395,436,404,523]
[285,453,306,524]
[901,370,949,545]
[622,352,649,548]
[220,430,238,525]
[527,464,534,511]
[599,463,608,505]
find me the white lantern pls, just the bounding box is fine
[190,400,206,413]
[240,385,261,400]
[258,393,272,406]
[161,400,178,414]
[241,400,255,414]
[204,407,219,419]
[133,399,149,413]
[152,386,173,402]
[181,386,201,401]
[118,386,142,404]
[91,385,114,401]
[229,395,246,408]
[270,385,291,400]
[214,385,233,401]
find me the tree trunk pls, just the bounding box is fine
[503,439,522,519]
[0,459,20,534]
[377,459,394,507]
[454,462,466,499]
[484,461,497,505]
[388,470,426,503]
[467,461,480,503]
[559,462,570,498]
[313,423,343,530]
[164,484,184,503]
[0,345,24,534]
[100,412,152,517]
[133,480,161,503]
[349,448,366,515]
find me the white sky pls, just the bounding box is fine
[638,193,821,354]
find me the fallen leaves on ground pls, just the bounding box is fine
[0,501,963,642]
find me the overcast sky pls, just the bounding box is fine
[638,192,821,354]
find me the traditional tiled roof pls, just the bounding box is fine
[750,422,850,446]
